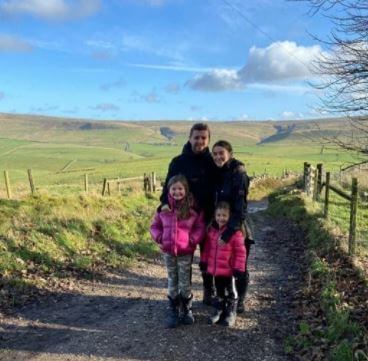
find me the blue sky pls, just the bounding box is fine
[0,0,334,121]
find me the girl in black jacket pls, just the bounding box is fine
[202,140,254,313]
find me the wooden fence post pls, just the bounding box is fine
[84,174,88,193]
[102,178,107,196]
[107,182,111,196]
[303,162,309,189]
[349,177,358,255]
[324,172,330,218]
[27,169,35,194]
[305,164,314,197]
[316,163,323,200]
[148,175,153,193]
[143,173,148,192]
[4,170,11,199]
[117,178,121,193]
[313,167,318,201]
[152,172,156,192]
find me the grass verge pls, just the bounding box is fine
[0,191,159,309]
[268,186,368,361]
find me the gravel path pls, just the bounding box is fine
[0,200,305,361]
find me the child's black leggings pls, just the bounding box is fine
[215,276,238,300]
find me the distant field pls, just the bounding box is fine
[0,113,363,198]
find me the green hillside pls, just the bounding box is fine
[0,113,361,197]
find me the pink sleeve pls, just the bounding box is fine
[150,212,163,244]
[190,211,206,246]
[231,231,246,272]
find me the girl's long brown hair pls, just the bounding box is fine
[167,174,193,220]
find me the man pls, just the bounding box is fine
[160,123,216,306]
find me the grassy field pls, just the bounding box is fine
[0,113,366,255]
[0,112,363,199]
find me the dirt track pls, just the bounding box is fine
[0,200,306,361]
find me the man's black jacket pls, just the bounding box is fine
[160,141,217,222]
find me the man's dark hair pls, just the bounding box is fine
[189,123,210,138]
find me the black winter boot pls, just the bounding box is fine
[207,297,225,325]
[202,272,215,306]
[220,298,238,327]
[180,294,194,325]
[166,295,180,329]
[236,270,249,314]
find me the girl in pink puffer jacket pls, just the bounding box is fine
[150,174,205,328]
[201,201,246,327]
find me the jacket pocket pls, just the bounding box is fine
[176,229,191,252]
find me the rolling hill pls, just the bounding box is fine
[0,113,358,196]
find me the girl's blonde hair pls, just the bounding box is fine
[167,174,193,219]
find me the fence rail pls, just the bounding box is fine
[303,162,359,256]
[1,169,160,198]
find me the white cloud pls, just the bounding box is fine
[143,90,160,103]
[165,83,180,94]
[143,0,166,5]
[0,0,100,20]
[309,108,330,117]
[29,39,65,52]
[30,104,59,113]
[237,113,249,120]
[281,111,304,119]
[132,0,167,6]
[128,63,213,73]
[188,41,325,92]
[190,105,202,112]
[281,111,295,118]
[239,41,323,82]
[131,89,161,103]
[91,50,113,61]
[248,83,312,94]
[91,103,120,111]
[0,33,32,52]
[100,78,125,91]
[187,69,244,92]
[86,40,115,50]
[122,34,187,62]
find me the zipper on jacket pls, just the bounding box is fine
[213,229,219,275]
[172,208,177,256]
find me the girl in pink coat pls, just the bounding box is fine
[201,201,246,327]
[150,174,205,328]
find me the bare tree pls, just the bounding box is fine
[297,0,368,159]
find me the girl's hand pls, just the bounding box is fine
[161,204,171,212]
[218,237,226,246]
